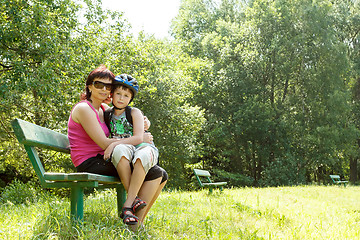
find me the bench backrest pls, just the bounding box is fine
[194,169,211,177]
[193,169,213,186]
[329,175,341,182]
[11,118,70,185]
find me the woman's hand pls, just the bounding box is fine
[143,132,153,143]
[104,142,116,161]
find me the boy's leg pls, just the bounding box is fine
[123,158,146,208]
[125,146,158,206]
[112,144,135,192]
[115,156,132,192]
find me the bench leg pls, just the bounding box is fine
[70,186,84,223]
[116,184,126,218]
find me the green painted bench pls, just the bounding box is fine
[329,174,348,187]
[193,169,227,193]
[11,118,126,223]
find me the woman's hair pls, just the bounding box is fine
[85,65,115,101]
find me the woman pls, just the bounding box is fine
[67,65,167,228]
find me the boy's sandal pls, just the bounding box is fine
[132,196,147,213]
[121,207,139,225]
[119,197,146,218]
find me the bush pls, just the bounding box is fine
[214,169,254,187]
[259,156,306,187]
[0,179,41,205]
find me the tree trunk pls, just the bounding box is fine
[349,157,358,183]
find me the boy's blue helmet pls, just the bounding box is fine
[113,74,139,97]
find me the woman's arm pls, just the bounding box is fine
[71,102,115,149]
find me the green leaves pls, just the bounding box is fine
[171,0,360,186]
[1,0,207,188]
[1,0,359,188]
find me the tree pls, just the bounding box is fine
[0,0,206,189]
[0,0,130,182]
[171,0,358,186]
[333,0,360,183]
[0,0,81,182]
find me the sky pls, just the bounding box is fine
[102,0,181,38]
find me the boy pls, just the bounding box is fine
[104,74,159,225]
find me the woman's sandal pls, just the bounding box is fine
[132,196,147,213]
[121,207,139,225]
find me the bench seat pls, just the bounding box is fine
[202,182,228,186]
[44,172,120,183]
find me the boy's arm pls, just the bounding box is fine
[128,107,145,143]
[144,116,151,131]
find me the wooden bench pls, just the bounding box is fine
[11,118,126,223]
[193,169,227,193]
[329,174,348,187]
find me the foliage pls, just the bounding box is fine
[134,39,207,188]
[336,0,360,182]
[0,0,205,188]
[0,179,42,205]
[171,0,360,186]
[213,168,254,186]
[1,0,360,189]
[258,154,306,187]
[0,0,92,182]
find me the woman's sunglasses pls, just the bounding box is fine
[93,81,112,91]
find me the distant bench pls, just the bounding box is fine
[11,118,126,223]
[329,174,348,187]
[193,168,227,193]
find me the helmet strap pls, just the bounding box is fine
[113,104,125,110]
[112,97,133,110]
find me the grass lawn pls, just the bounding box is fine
[1,185,359,239]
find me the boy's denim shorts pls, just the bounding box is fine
[111,144,158,174]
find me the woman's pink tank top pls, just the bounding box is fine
[67,101,110,167]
